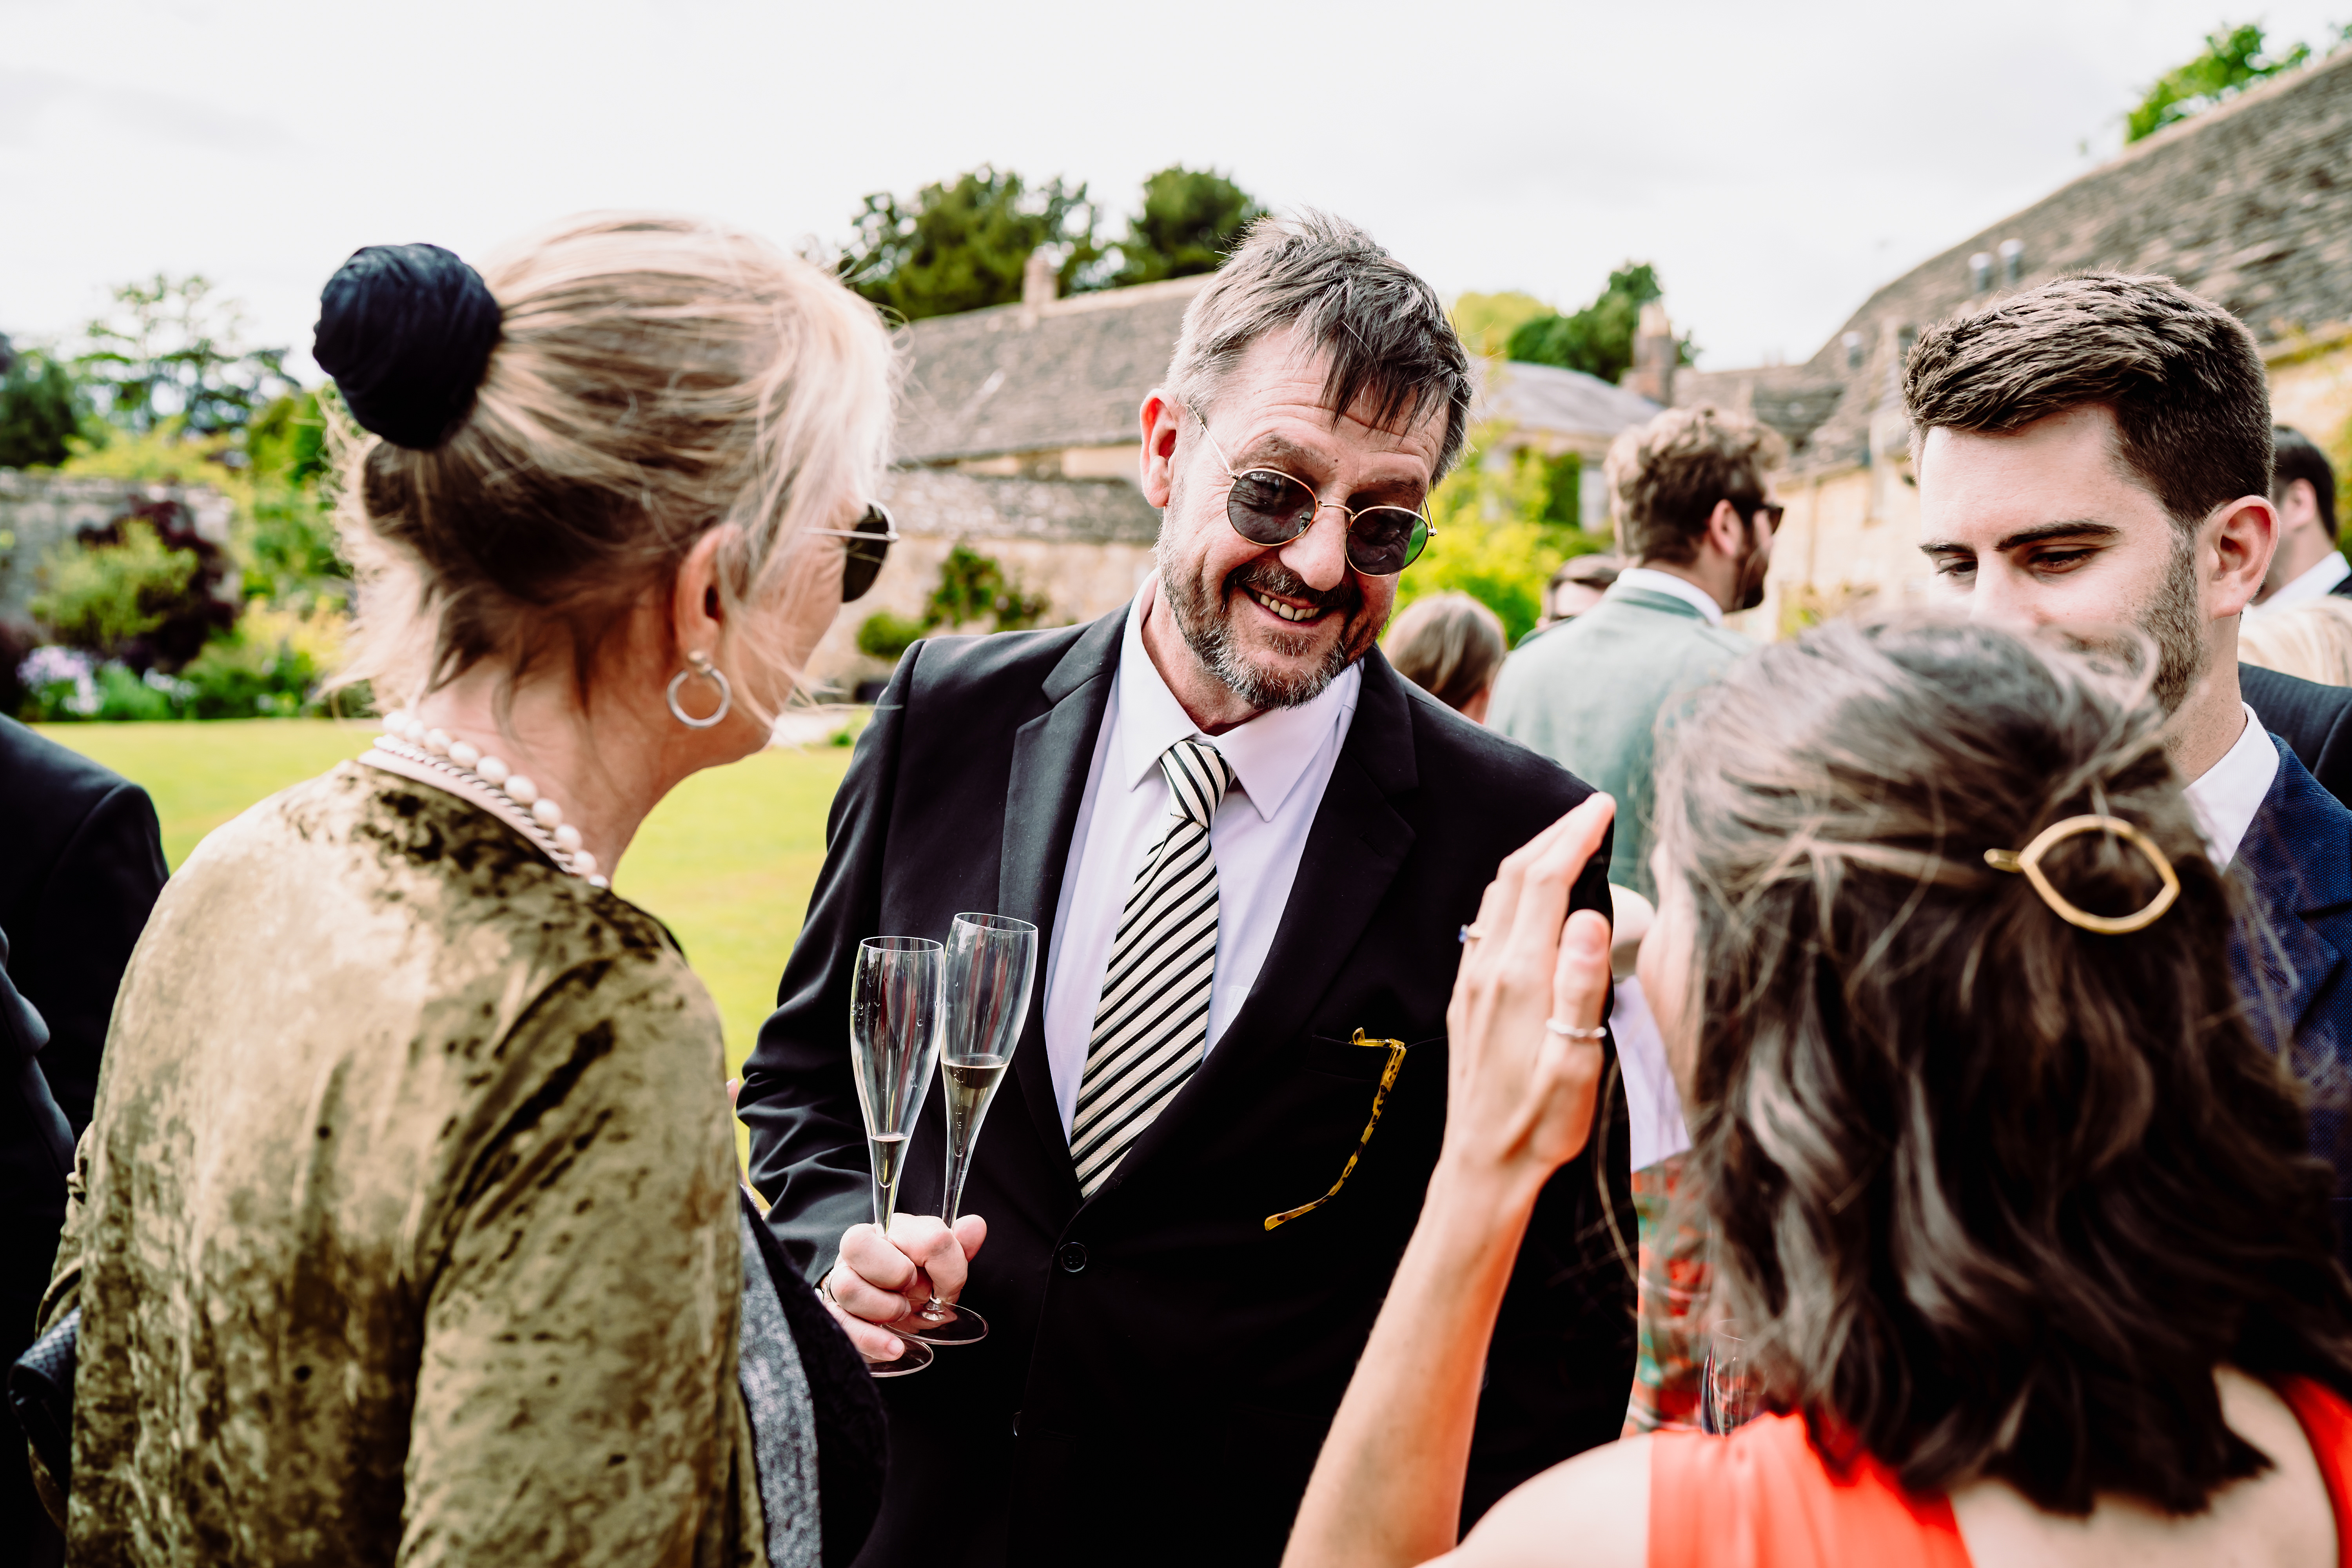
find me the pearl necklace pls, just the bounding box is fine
[371,710,608,888]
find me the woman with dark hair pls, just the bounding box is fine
[1284,613,2352,1566]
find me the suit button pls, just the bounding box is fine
[1058,1243,1089,1274]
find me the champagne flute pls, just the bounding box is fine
[848,936,945,1376]
[1700,1319,1760,1432]
[900,912,1038,1348]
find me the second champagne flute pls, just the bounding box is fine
[847,935,945,1376]
[901,912,1038,1348]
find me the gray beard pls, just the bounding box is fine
[1155,531,1357,710]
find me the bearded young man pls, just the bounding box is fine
[1906,272,2352,1253]
[738,214,1633,1568]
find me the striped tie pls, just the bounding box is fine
[1070,739,1234,1196]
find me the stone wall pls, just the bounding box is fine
[0,473,236,624]
[804,468,1163,697]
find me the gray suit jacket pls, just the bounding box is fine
[1488,584,1750,900]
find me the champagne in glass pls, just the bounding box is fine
[847,936,945,1376]
[902,913,1037,1348]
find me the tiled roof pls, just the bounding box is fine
[1686,47,2352,473]
[1475,359,1660,439]
[893,276,1209,464]
[877,468,1161,545]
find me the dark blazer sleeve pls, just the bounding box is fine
[739,647,918,1282]
[2241,664,2352,810]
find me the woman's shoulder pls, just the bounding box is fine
[1445,1435,1650,1568]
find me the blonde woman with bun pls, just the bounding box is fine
[34,218,898,1567]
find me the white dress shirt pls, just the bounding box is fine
[1609,566,1725,626]
[2249,552,2352,614]
[1038,591,1362,1136]
[2182,702,2280,868]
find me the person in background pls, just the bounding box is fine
[2253,426,2346,607]
[1488,407,1779,904]
[0,715,166,1566]
[1535,553,1620,633]
[1384,592,1507,721]
[2241,596,2352,687]
[1906,272,2352,1251]
[1285,613,2352,1568]
[37,220,893,1566]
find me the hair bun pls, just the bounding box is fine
[313,243,503,450]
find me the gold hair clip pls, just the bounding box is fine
[1984,813,2180,935]
[1265,1030,1408,1231]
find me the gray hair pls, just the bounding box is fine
[1162,211,1473,478]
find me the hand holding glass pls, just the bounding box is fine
[900,913,1037,1348]
[846,936,944,1376]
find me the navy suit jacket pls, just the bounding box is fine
[2241,665,2352,810]
[2234,736,2352,1254]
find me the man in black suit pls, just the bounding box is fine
[0,715,168,1565]
[0,715,169,1135]
[1906,274,2352,1251]
[740,214,1632,1568]
[2239,428,2352,805]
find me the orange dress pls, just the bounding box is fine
[1647,1377,2352,1568]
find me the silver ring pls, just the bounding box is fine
[666,653,733,729]
[1546,1018,1606,1042]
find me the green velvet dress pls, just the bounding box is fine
[38,762,768,1565]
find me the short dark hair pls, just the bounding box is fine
[1656,612,2352,1517]
[1904,273,2272,532]
[2275,424,2339,540]
[1550,553,1621,592]
[1603,406,1784,566]
[1165,212,1474,478]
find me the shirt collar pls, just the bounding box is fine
[1116,589,1362,823]
[1610,566,1725,626]
[2250,551,2352,613]
[2181,702,2281,868]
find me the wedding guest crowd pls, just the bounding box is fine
[11,209,2352,1568]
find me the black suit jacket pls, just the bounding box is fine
[2242,664,2352,809]
[740,612,1634,1568]
[0,716,168,1134]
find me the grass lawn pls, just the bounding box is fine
[40,719,855,1156]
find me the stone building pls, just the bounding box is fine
[1677,45,2352,638]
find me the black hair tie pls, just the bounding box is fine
[313,243,503,450]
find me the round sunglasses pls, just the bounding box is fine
[1193,409,1434,576]
[802,503,900,603]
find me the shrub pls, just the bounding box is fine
[31,503,237,670]
[857,611,928,661]
[16,646,102,720]
[926,543,1048,632]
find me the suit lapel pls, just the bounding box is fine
[999,612,1123,1198]
[2235,741,2352,1040]
[1091,653,1421,1198]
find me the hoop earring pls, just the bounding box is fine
[666,651,733,730]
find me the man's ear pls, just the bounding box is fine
[1699,499,1744,562]
[2209,494,2279,619]
[1140,390,1181,508]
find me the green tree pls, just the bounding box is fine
[2127,24,2309,141]
[1109,167,1263,287]
[1506,262,1692,385]
[1451,292,1554,359]
[1391,426,1609,644]
[0,345,85,468]
[840,166,1103,321]
[75,274,293,435]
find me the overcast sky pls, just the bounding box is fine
[6,0,2347,379]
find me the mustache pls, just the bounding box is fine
[1224,559,1361,613]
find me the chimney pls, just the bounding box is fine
[1022,249,1058,310]
[1628,301,1677,404]
[1968,252,1994,294]
[1998,238,2024,287]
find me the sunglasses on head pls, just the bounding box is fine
[1193,409,1434,577]
[803,503,900,602]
